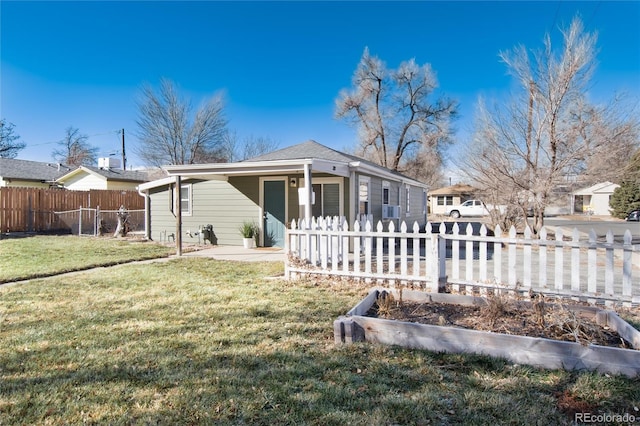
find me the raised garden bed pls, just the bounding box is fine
[334,288,640,377]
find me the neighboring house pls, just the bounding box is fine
[572,181,620,216]
[56,165,150,191]
[0,158,71,188]
[428,183,477,215]
[138,140,429,248]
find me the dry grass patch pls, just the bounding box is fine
[0,260,638,425]
[0,235,173,283]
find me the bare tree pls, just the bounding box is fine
[461,17,639,234]
[0,119,26,158]
[52,126,98,166]
[135,79,228,167]
[221,131,279,162]
[335,48,457,186]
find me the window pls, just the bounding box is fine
[299,177,343,218]
[359,177,370,215]
[405,185,411,215]
[311,183,340,217]
[171,183,192,216]
[437,196,453,206]
[382,181,390,205]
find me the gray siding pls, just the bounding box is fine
[357,172,426,229]
[149,178,260,246]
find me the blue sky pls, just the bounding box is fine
[2,1,639,171]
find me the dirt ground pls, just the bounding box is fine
[371,293,640,349]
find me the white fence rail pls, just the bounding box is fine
[285,217,640,305]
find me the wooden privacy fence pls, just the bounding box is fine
[0,187,144,233]
[285,217,640,305]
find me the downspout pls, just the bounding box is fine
[137,186,151,240]
[175,175,182,256]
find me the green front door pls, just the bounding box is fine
[263,180,286,247]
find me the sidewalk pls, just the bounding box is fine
[181,245,285,262]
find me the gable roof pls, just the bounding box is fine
[160,140,427,189]
[0,158,72,182]
[573,181,620,196]
[246,140,359,163]
[429,183,477,196]
[57,166,151,183]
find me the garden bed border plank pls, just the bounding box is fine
[334,289,640,378]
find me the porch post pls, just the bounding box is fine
[175,175,182,256]
[303,163,312,227]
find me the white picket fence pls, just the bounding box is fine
[285,217,640,305]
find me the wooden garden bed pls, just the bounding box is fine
[334,289,640,377]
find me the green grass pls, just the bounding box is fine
[1,255,638,425]
[0,235,173,283]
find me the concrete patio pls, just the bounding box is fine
[180,245,286,262]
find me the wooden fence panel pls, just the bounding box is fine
[0,187,144,233]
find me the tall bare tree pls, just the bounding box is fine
[52,126,98,166]
[462,17,639,234]
[222,131,280,162]
[135,78,228,167]
[335,48,457,186]
[0,119,26,158]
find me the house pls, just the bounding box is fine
[0,158,71,188]
[572,181,620,216]
[56,165,150,191]
[138,140,429,248]
[428,183,477,215]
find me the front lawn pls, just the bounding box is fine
[1,258,638,425]
[0,235,173,283]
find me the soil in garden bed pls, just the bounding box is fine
[369,293,636,349]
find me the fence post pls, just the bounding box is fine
[437,222,446,292]
[539,227,548,288]
[587,229,597,303]
[508,226,517,287]
[623,230,633,306]
[412,222,421,281]
[555,228,564,291]
[79,205,83,236]
[605,230,614,297]
[571,228,581,294]
[494,224,502,285]
[523,226,532,289]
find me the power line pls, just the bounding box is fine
[27,130,121,147]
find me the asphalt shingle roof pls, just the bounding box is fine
[245,140,360,163]
[246,140,420,184]
[0,158,72,182]
[79,166,150,182]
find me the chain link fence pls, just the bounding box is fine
[53,207,145,236]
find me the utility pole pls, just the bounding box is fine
[121,128,127,170]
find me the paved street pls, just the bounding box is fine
[544,217,640,244]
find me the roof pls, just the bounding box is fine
[429,183,477,196]
[160,140,428,189]
[57,166,151,183]
[0,158,72,182]
[246,140,360,163]
[573,181,620,196]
